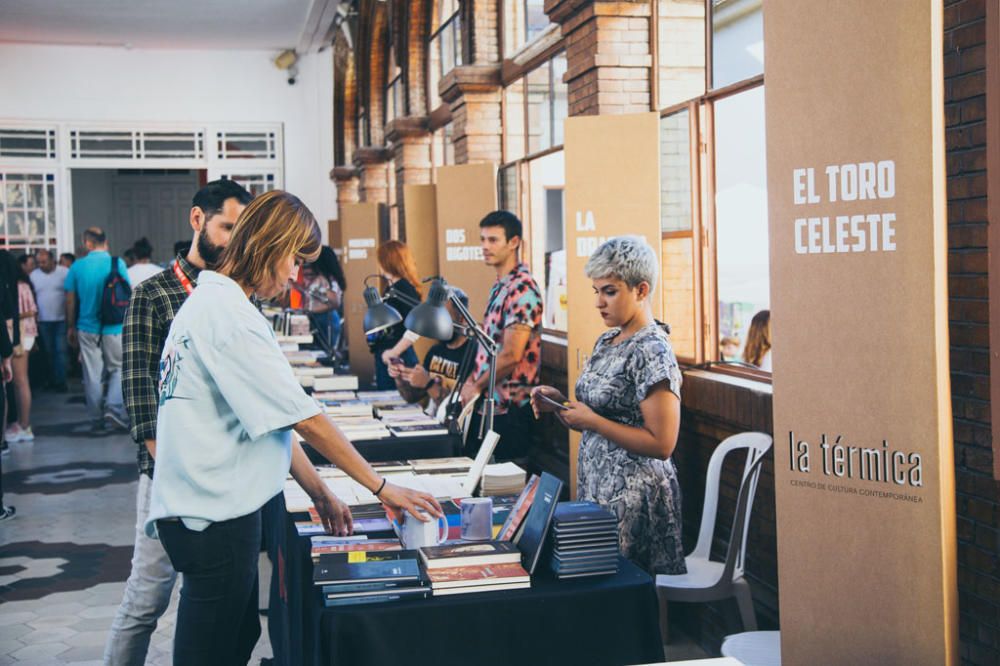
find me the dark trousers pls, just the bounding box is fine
[37,320,67,385]
[157,510,262,666]
[464,402,536,461]
[373,346,419,390]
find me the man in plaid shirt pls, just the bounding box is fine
[105,180,351,664]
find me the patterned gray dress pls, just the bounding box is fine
[576,322,687,575]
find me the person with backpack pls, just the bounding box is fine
[65,227,131,433]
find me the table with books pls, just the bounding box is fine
[265,464,666,666]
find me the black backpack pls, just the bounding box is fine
[100,256,131,326]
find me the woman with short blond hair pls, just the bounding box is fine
[147,191,441,664]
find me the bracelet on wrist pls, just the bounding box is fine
[373,477,387,497]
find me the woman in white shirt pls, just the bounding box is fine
[148,190,442,665]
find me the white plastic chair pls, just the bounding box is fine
[656,432,773,635]
[721,631,781,666]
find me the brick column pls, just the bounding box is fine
[353,147,392,204]
[330,166,360,209]
[387,117,433,229]
[546,0,652,116]
[440,65,503,164]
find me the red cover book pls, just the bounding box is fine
[426,562,530,587]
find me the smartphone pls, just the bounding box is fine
[389,357,404,366]
[537,393,569,410]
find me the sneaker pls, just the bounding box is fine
[5,424,32,443]
[105,412,129,432]
[0,506,15,521]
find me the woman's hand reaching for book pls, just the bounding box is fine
[313,487,354,536]
[379,483,444,521]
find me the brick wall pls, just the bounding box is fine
[944,0,999,663]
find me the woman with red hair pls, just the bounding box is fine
[371,240,423,390]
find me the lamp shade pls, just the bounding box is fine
[404,279,453,340]
[362,285,402,334]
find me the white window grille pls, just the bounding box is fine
[0,128,57,159]
[221,172,279,196]
[216,131,277,159]
[0,171,57,251]
[69,129,204,160]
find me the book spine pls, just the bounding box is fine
[319,580,422,594]
[323,591,429,607]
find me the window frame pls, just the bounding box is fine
[500,52,568,165]
[655,0,767,378]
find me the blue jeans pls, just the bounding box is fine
[157,510,262,666]
[374,347,418,391]
[37,320,67,384]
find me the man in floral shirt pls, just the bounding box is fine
[460,211,543,460]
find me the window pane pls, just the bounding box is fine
[498,164,519,215]
[658,0,707,108]
[525,151,566,332]
[552,55,568,146]
[504,0,526,56]
[713,85,768,363]
[525,0,549,43]
[526,64,551,154]
[504,82,526,161]
[711,0,763,89]
[428,33,443,111]
[662,236,696,359]
[660,109,692,232]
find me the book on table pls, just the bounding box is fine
[311,539,403,560]
[514,472,563,575]
[389,423,450,438]
[323,587,431,607]
[313,552,421,586]
[425,562,531,596]
[408,457,475,474]
[313,375,360,391]
[418,540,522,569]
[497,474,539,541]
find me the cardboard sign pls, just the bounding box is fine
[340,202,382,387]
[434,163,498,321]
[402,184,441,361]
[564,112,663,497]
[764,2,956,663]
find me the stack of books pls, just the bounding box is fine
[480,462,528,496]
[320,400,373,418]
[419,541,530,595]
[548,501,620,579]
[313,550,430,607]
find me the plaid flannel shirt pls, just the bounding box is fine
[122,254,199,477]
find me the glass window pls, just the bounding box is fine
[431,124,454,174]
[660,108,693,233]
[711,0,764,89]
[504,82,527,162]
[427,1,443,111]
[713,85,768,361]
[552,54,568,146]
[0,172,58,252]
[516,54,567,157]
[657,0,707,107]
[525,152,566,332]
[504,0,550,56]
[498,164,519,214]
[527,65,551,154]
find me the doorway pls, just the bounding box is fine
[70,168,205,262]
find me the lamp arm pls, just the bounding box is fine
[448,293,498,357]
[384,285,422,309]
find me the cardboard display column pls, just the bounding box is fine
[764,2,956,663]
[564,113,662,498]
[402,184,441,361]
[433,163,498,320]
[340,202,381,388]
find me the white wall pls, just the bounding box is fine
[0,43,336,240]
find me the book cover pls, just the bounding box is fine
[426,562,530,587]
[419,541,522,569]
[498,474,539,541]
[320,578,427,595]
[430,581,530,596]
[514,472,563,575]
[314,549,417,568]
[313,557,420,585]
[553,501,617,525]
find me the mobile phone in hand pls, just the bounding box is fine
[389,357,404,365]
[537,393,569,410]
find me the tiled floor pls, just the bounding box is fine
[0,385,272,665]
